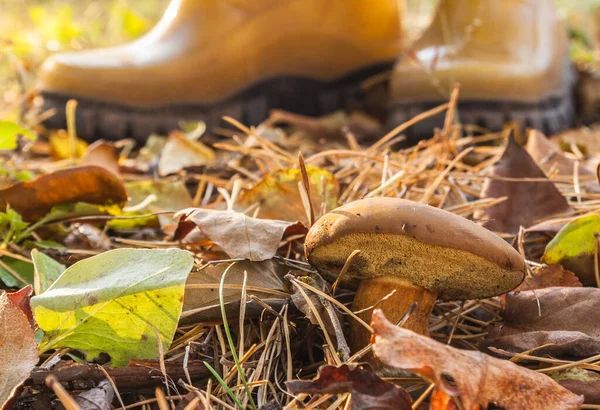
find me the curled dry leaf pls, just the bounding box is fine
[0,166,128,221]
[181,259,291,324]
[175,208,307,261]
[550,369,600,404]
[514,265,581,293]
[158,131,215,176]
[81,140,120,176]
[74,380,114,410]
[5,285,34,325]
[483,288,600,358]
[0,292,38,409]
[371,309,583,410]
[286,364,412,410]
[542,213,600,285]
[476,134,572,234]
[236,166,339,225]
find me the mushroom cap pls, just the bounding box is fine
[305,197,525,300]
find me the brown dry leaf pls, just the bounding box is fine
[371,309,583,410]
[175,208,306,261]
[289,273,339,336]
[74,380,114,410]
[5,285,34,326]
[181,259,290,324]
[476,134,572,234]
[81,140,120,176]
[286,364,412,410]
[0,292,38,408]
[519,265,581,291]
[236,166,339,225]
[483,288,600,358]
[526,130,594,177]
[499,265,581,309]
[158,131,215,176]
[430,389,458,410]
[550,369,600,404]
[0,166,128,221]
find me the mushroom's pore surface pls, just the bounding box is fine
[308,232,524,300]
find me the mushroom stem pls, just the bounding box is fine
[350,276,438,354]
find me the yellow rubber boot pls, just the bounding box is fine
[388,0,576,141]
[38,0,403,142]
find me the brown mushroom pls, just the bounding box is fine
[305,197,525,354]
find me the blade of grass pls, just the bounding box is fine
[203,361,245,410]
[220,262,258,410]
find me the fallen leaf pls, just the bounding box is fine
[181,259,291,324]
[0,121,36,150]
[483,288,600,358]
[74,379,114,410]
[518,265,581,291]
[476,134,572,234]
[49,129,88,160]
[31,249,66,295]
[175,208,306,261]
[81,140,120,176]
[286,364,412,410]
[550,369,600,404]
[122,179,194,229]
[0,292,38,408]
[542,213,600,285]
[6,285,34,325]
[371,309,583,410]
[526,130,594,177]
[158,131,215,176]
[0,257,34,288]
[430,389,458,410]
[31,248,194,366]
[0,166,128,221]
[289,274,338,336]
[64,223,112,251]
[236,166,339,225]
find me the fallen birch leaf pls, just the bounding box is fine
[0,166,128,221]
[476,134,572,234]
[236,166,339,225]
[286,364,412,410]
[371,309,583,410]
[175,208,306,261]
[483,287,600,357]
[181,259,291,323]
[0,292,38,408]
[158,131,215,176]
[542,214,600,285]
[31,248,194,366]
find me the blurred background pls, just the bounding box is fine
[2,0,600,123]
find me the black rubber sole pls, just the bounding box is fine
[39,62,394,143]
[386,63,578,144]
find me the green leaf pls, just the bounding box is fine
[31,248,194,366]
[31,249,66,295]
[0,257,34,287]
[0,121,36,150]
[541,214,600,285]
